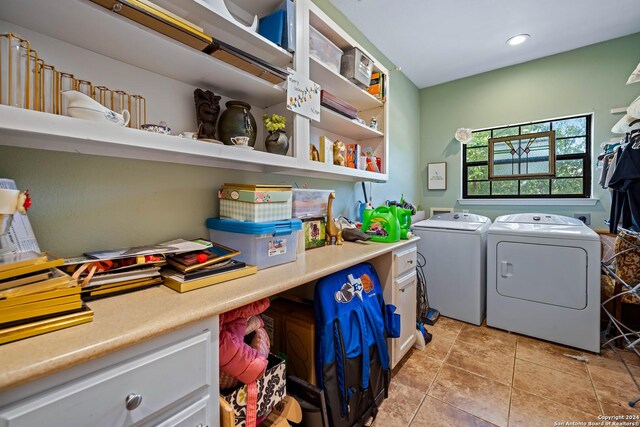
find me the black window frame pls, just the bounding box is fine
[462,114,592,199]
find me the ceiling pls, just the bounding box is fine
[327,0,640,88]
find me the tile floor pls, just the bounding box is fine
[373,317,640,427]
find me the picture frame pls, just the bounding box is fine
[429,207,454,217]
[427,162,447,190]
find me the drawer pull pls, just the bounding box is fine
[125,393,143,411]
[407,260,413,264]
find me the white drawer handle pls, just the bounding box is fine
[125,393,143,411]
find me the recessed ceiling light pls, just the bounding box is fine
[506,34,530,46]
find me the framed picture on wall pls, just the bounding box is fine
[429,207,454,217]
[427,162,447,190]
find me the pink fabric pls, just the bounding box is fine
[219,298,270,384]
[246,381,258,427]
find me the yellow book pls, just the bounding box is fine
[135,0,205,33]
[1,295,81,315]
[85,277,162,297]
[162,265,257,293]
[0,258,64,282]
[0,271,51,291]
[0,270,75,298]
[0,251,48,274]
[0,306,93,345]
[0,300,83,325]
[82,276,161,291]
[319,136,334,164]
[0,287,81,309]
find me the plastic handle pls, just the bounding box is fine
[374,206,390,213]
[273,223,293,236]
[500,261,513,278]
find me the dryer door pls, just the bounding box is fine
[496,242,587,309]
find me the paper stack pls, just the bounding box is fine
[0,251,92,345]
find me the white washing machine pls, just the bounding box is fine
[486,213,601,352]
[412,212,492,325]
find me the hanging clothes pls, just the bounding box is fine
[608,128,640,233]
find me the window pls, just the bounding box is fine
[462,114,591,199]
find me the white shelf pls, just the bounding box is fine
[289,159,387,182]
[314,107,383,140]
[0,106,387,182]
[310,57,383,111]
[0,0,286,108]
[151,0,292,67]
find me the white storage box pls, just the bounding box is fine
[309,26,343,74]
[206,218,302,270]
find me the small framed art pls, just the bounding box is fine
[427,162,447,190]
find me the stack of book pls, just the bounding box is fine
[321,91,358,119]
[161,242,257,293]
[67,238,240,299]
[0,251,93,345]
[366,72,386,102]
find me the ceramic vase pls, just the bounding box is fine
[265,130,289,155]
[217,101,257,147]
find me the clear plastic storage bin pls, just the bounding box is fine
[309,26,343,74]
[292,189,334,219]
[206,218,302,270]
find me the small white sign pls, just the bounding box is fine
[268,238,287,257]
[286,72,321,122]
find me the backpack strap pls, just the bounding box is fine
[354,308,371,391]
[362,301,390,371]
[333,319,350,416]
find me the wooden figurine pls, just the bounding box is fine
[194,88,221,140]
[325,191,344,245]
[333,140,346,166]
[310,144,320,161]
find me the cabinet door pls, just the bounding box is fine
[393,271,417,364]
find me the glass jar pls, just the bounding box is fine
[39,62,57,114]
[0,33,31,109]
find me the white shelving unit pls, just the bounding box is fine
[316,107,383,140]
[0,0,390,182]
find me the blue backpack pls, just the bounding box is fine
[314,263,400,427]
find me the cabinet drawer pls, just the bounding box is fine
[394,246,417,277]
[0,331,211,427]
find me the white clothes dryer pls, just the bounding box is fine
[412,212,492,325]
[486,213,601,352]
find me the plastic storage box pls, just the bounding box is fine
[292,189,334,219]
[207,218,302,270]
[341,47,373,89]
[309,26,343,74]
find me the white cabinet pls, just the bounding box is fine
[393,271,417,361]
[0,319,218,427]
[376,242,417,368]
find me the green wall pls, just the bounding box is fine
[420,32,640,228]
[0,3,421,257]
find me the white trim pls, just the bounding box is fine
[457,198,600,206]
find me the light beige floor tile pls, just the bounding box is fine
[513,359,599,416]
[445,339,515,385]
[600,348,640,367]
[588,353,640,390]
[593,379,640,416]
[516,335,588,378]
[509,388,600,427]
[429,316,465,336]
[393,351,442,393]
[457,324,517,354]
[411,396,496,427]
[373,381,425,427]
[419,330,457,361]
[429,364,510,427]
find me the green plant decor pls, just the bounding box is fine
[262,114,286,132]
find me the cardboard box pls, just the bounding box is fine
[262,299,316,385]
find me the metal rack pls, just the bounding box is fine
[600,227,640,406]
